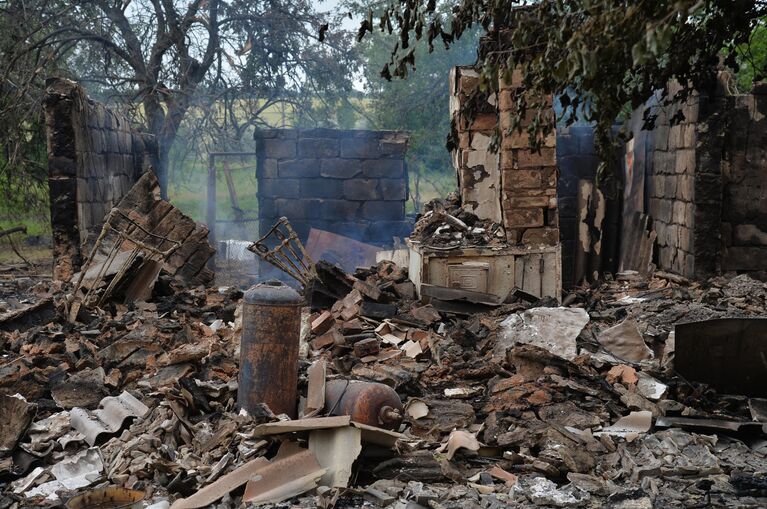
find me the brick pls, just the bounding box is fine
[298,137,339,158]
[499,90,515,111]
[521,227,559,246]
[311,310,335,334]
[263,138,296,158]
[278,159,320,178]
[516,148,556,167]
[353,338,381,358]
[504,208,544,228]
[498,67,524,89]
[469,113,498,131]
[500,150,515,170]
[508,196,550,208]
[378,179,407,200]
[258,178,300,198]
[321,200,360,220]
[320,159,362,179]
[458,132,470,149]
[506,169,542,189]
[362,201,405,220]
[343,179,380,200]
[362,159,403,178]
[299,178,343,199]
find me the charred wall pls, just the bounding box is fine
[626,82,767,279]
[44,78,157,280]
[254,129,411,245]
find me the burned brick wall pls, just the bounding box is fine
[449,66,559,247]
[44,78,157,280]
[254,129,410,245]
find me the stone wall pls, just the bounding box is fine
[254,129,411,245]
[450,66,559,247]
[44,78,157,280]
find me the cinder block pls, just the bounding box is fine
[298,138,339,158]
[362,159,404,178]
[278,159,320,178]
[321,200,360,220]
[320,159,362,179]
[300,178,343,199]
[275,198,321,219]
[263,138,296,158]
[672,200,687,225]
[340,138,381,158]
[261,159,279,178]
[343,179,380,200]
[378,179,407,200]
[675,149,695,174]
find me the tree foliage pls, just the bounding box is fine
[354,0,767,183]
[2,0,358,196]
[346,0,479,209]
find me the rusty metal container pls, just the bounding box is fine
[238,280,302,417]
[325,379,403,430]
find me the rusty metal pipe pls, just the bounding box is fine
[324,379,404,430]
[238,280,303,417]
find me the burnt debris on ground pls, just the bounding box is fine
[3,219,767,508]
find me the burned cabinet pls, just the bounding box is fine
[407,241,561,301]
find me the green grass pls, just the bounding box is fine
[170,158,260,240]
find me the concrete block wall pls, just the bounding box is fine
[627,80,767,279]
[254,129,410,245]
[713,88,767,276]
[644,86,698,277]
[44,78,157,280]
[449,66,559,247]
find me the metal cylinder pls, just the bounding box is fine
[238,280,302,417]
[325,379,404,430]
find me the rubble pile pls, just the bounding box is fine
[410,194,506,249]
[2,260,767,508]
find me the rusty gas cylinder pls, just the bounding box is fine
[324,379,404,430]
[238,280,302,418]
